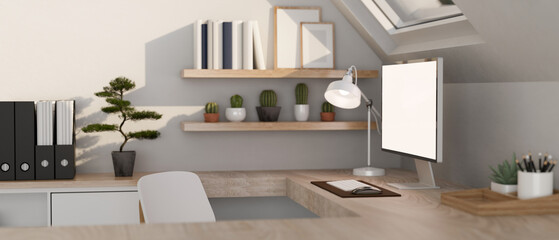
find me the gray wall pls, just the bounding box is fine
[394,1,559,187]
[0,0,401,173]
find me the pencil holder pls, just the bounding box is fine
[517,171,553,200]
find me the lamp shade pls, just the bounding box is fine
[324,75,362,109]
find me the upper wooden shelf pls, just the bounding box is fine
[181,69,378,79]
[181,121,376,132]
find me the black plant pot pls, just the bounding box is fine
[256,106,281,122]
[112,151,136,177]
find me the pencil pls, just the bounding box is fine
[543,161,550,172]
[538,153,542,171]
[516,159,524,172]
[523,155,530,172]
[548,161,556,172]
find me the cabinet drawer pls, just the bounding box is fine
[51,191,139,226]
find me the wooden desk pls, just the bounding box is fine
[0,169,557,240]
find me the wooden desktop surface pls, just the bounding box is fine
[0,169,558,240]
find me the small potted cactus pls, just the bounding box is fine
[225,94,246,122]
[294,83,309,121]
[256,90,281,122]
[489,154,518,194]
[321,101,335,121]
[204,102,219,122]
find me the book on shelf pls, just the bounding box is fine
[193,20,206,69]
[222,21,233,69]
[232,20,243,70]
[212,20,223,69]
[207,20,214,69]
[194,19,265,70]
[242,21,254,70]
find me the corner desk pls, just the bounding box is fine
[0,169,557,239]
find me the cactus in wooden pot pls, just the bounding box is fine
[294,83,309,121]
[257,90,281,122]
[321,101,335,121]
[204,102,219,122]
[226,95,246,122]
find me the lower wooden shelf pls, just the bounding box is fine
[181,121,375,132]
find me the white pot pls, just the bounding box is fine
[225,108,246,122]
[490,182,517,195]
[294,104,309,122]
[518,171,553,200]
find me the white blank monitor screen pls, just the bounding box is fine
[381,60,442,162]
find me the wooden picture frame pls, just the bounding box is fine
[300,22,335,69]
[274,6,322,69]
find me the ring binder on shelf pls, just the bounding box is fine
[55,100,75,179]
[15,102,36,180]
[0,102,15,181]
[36,101,55,180]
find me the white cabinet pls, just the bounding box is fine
[51,191,140,226]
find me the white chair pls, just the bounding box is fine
[137,171,216,223]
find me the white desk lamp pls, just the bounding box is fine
[324,66,385,176]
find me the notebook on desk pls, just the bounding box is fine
[311,180,401,198]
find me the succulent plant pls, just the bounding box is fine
[205,102,218,113]
[260,90,277,107]
[489,154,518,185]
[230,94,243,108]
[322,101,334,113]
[295,83,308,105]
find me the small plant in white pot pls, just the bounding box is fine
[294,83,309,121]
[489,155,518,194]
[225,94,246,122]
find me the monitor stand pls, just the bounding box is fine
[387,159,439,190]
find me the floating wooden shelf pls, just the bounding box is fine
[181,121,376,132]
[181,69,378,79]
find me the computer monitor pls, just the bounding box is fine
[382,58,443,189]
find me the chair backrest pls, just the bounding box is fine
[137,171,216,223]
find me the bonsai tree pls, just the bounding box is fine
[82,77,162,152]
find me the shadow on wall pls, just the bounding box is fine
[74,96,118,168]
[125,24,194,106]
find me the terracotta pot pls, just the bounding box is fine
[204,113,219,122]
[320,112,335,121]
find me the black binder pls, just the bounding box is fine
[36,146,54,180]
[35,101,55,180]
[15,102,36,180]
[55,100,75,179]
[0,102,15,181]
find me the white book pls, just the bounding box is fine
[251,20,266,70]
[193,20,203,69]
[207,20,214,69]
[242,21,253,70]
[56,100,74,145]
[213,20,223,69]
[232,20,243,70]
[37,101,55,146]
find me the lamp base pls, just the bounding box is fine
[353,167,385,176]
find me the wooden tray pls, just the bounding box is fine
[441,188,559,216]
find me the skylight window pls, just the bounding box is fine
[373,0,463,29]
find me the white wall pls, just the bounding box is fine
[0,0,401,173]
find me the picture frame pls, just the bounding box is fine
[300,22,335,69]
[274,6,321,69]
